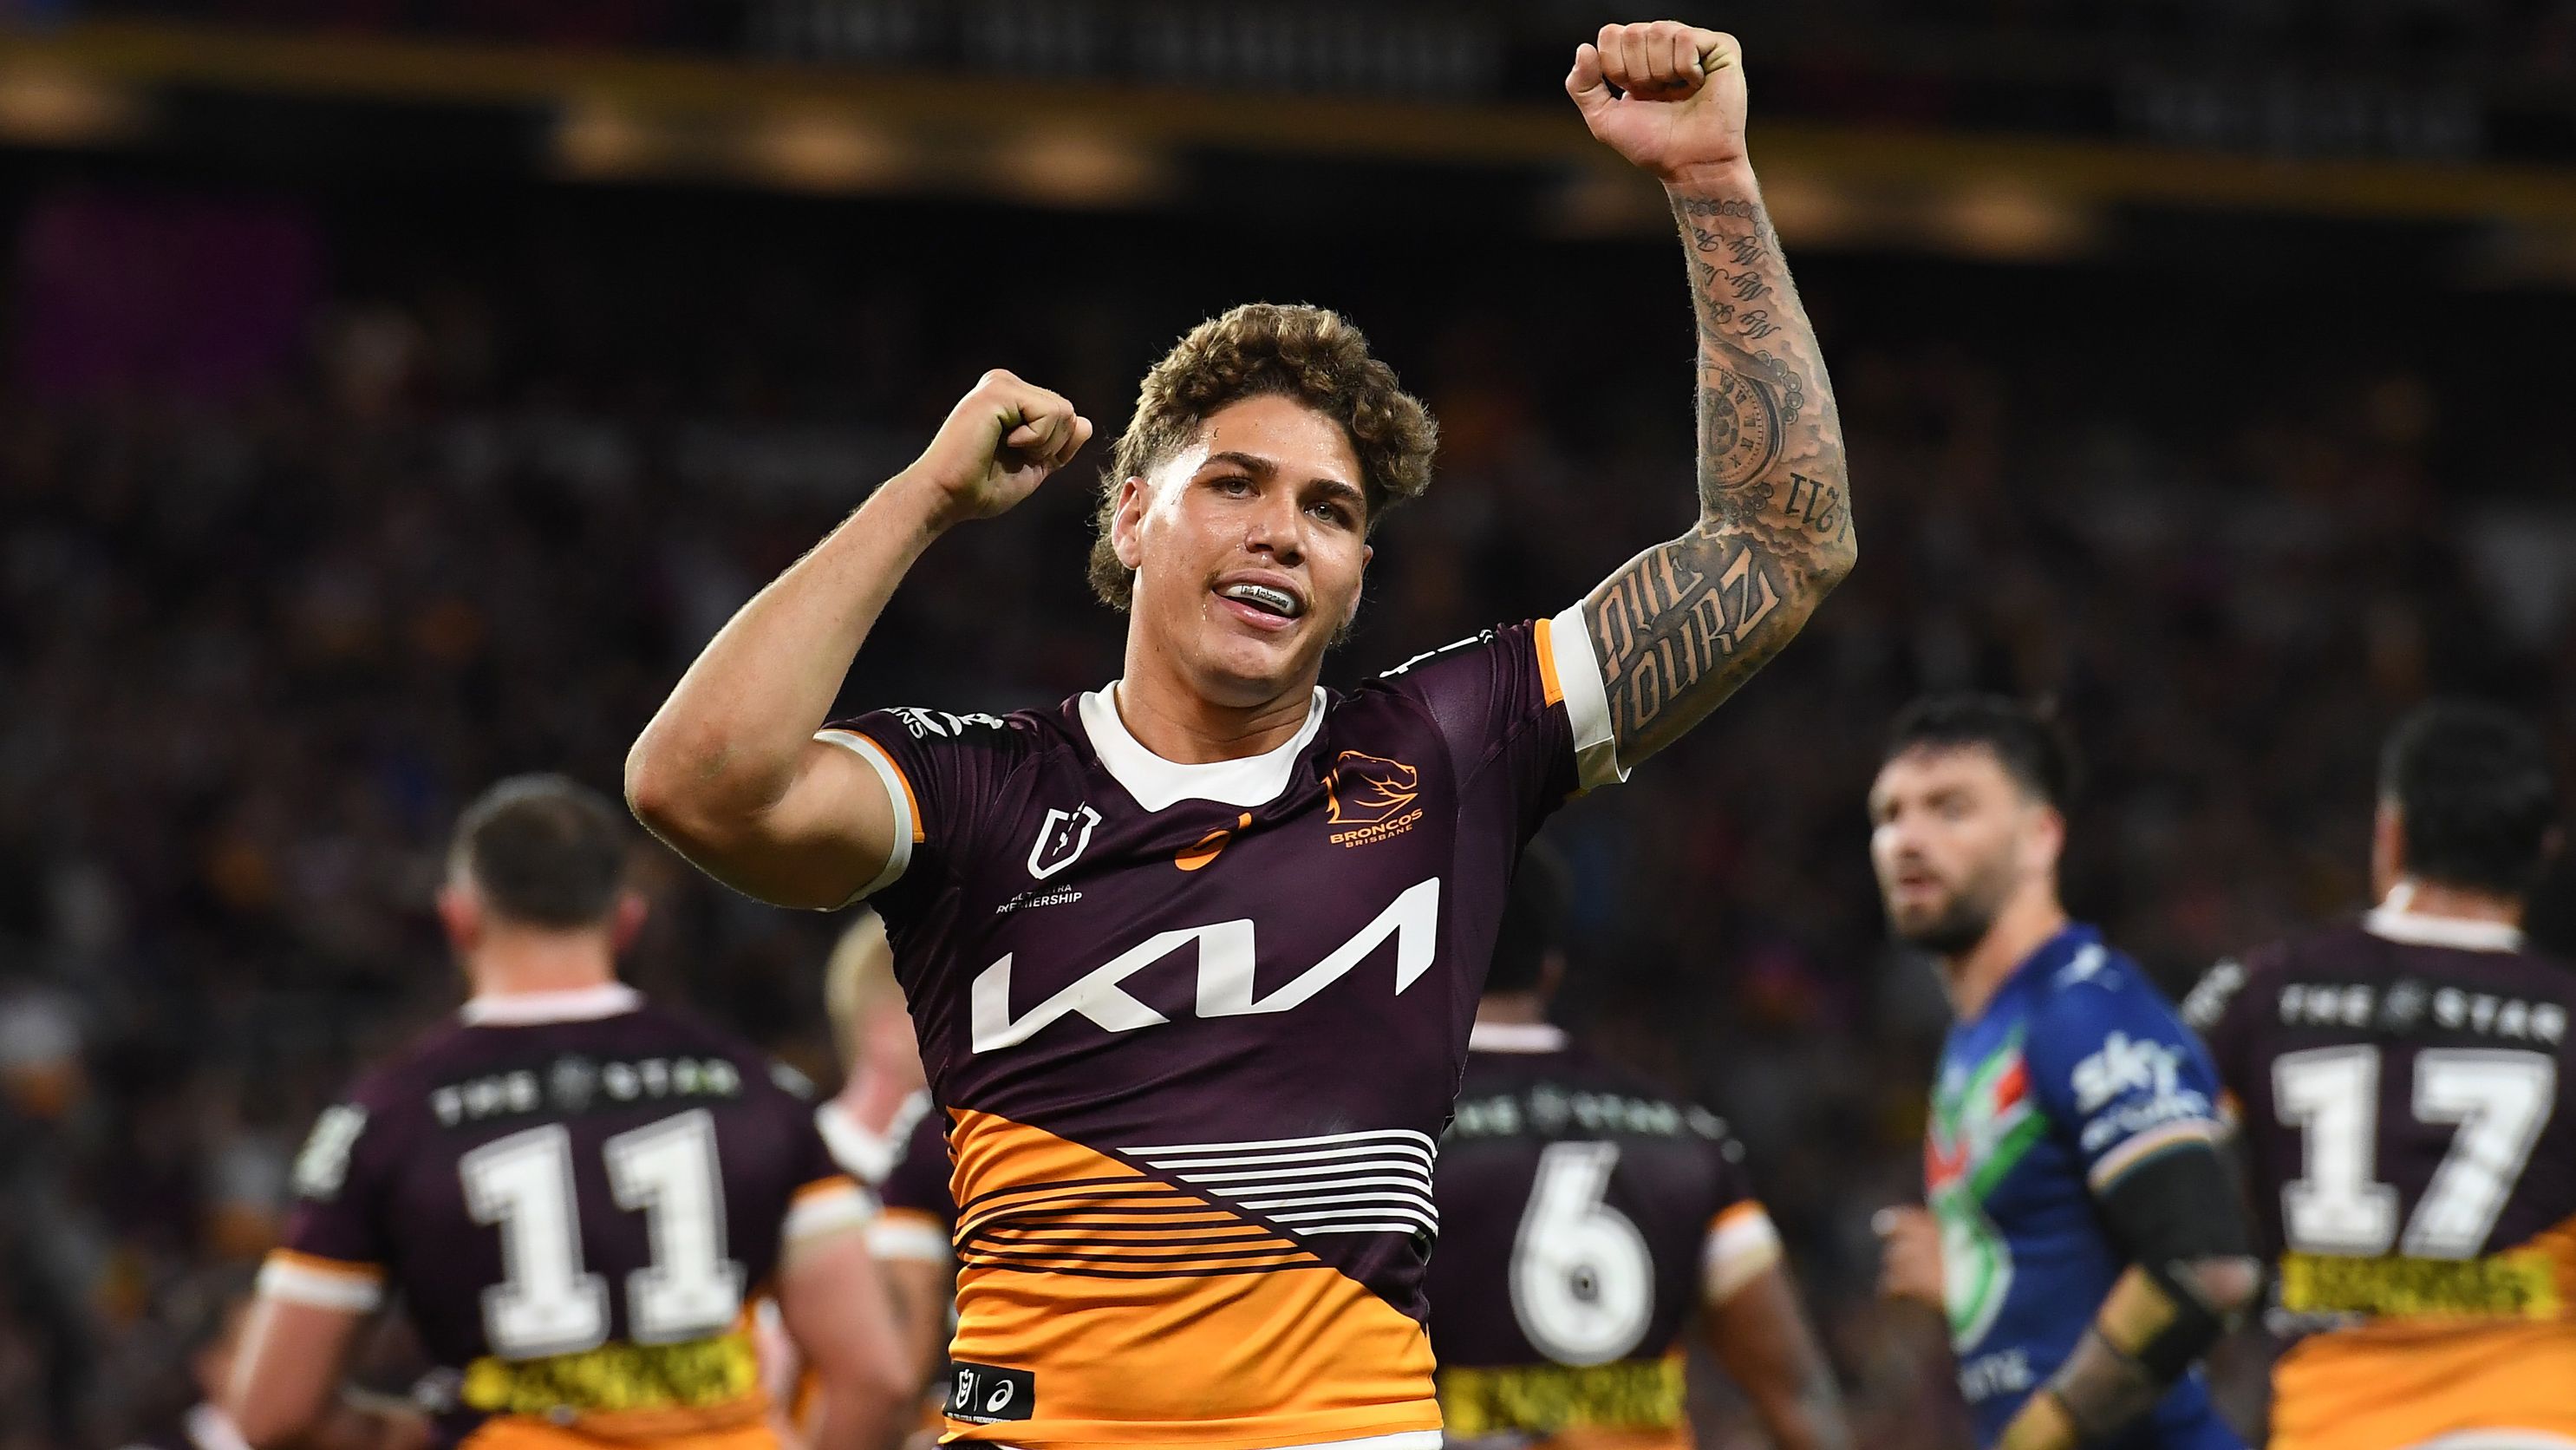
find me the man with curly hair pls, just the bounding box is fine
[628,21,1854,1450]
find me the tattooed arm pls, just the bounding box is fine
[1565,23,1854,766]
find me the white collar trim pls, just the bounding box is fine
[461,983,642,1026]
[2364,906,2524,954]
[1076,683,1327,813]
[1469,1022,1569,1053]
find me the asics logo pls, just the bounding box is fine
[970,878,1441,1053]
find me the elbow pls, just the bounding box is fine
[226,1395,316,1450]
[623,728,739,856]
[2187,1255,2265,1323]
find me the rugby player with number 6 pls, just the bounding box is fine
[628,20,1855,1450]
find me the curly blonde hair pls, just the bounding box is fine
[1089,303,1438,610]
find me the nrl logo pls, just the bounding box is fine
[1326,751,1418,826]
[1027,804,1102,880]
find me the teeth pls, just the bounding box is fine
[1222,584,1301,617]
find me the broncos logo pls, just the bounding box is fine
[1326,751,1419,826]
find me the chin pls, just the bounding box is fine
[1185,632,1319,705]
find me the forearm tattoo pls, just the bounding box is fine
[1584,189,1855,761]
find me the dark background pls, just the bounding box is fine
[3,3,2573,1446]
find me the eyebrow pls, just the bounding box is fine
[1203,451,1365,506]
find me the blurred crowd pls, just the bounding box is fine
[2,179,2572,1447]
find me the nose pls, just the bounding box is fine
[1242,489,1305,566]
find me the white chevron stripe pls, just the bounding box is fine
[1172,1159,1428,1185]
[1125,1129,1443,1242]
[1138,1141,1435,1171]
[1126,1128,1435,1157]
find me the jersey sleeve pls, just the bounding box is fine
[813,707,1030,907]
[868,1109,957,1264]
[1379,617,1622,833]
[261,1098,394,1314]
[2178,955,2258,1123]
[2026,957,2232,1198]
[772,1067,876,1249]
[1689,1107,1783,1303]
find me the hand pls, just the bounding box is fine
[903,369,1094,526]
[1564,21,1750,187]
[1873,1205,1947,1310]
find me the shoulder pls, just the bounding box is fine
[2024,938,2201,1072]
[2180,926,2375,1033]
[624,1003,822,1107]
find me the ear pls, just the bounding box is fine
[2371,800,2406,903]
[610,891,649,953]
[1111,475,1151,571]
[1347,542,1373,630]
[436,883,479,953]
[2026,803,2068,878]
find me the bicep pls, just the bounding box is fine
[644,736,903,911]
[878,1253,955,1381]
[1577,519,1836,770]
[1703,1262,1850,1450]
[778,1226,907,1392]
[226,1296,368,1448]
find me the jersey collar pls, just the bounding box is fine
[816,1089,932,1185]
[2364,904,2525,954]
[1977,921,2105,1023]
[1076,683,1327,813]
[460,983,642,1026]
[1467,1022,1569,1054]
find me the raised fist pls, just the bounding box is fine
[905,369,1094,524]
[1566,21,1750,186]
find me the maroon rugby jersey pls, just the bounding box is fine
[2185,905,2576,1449]
[815,615,1623,1449]
[1426,1023,1775,1450]
[259,985,870,1449]
[868,1106,957,1267]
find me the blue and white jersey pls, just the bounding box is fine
[1924,923,2240,1450]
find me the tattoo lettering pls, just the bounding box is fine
[1589,532,1785,743]
[1784,472,1849,539]
[1576,186,1852,765]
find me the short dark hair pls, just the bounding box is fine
[2380,702,2559,897]
[450,774,630,928]
[1883,694,2077,811]
[1486,842,1571,995]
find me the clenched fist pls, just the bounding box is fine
[1566,20,1751,186]
[903,369,1094,526]
[1874,1205,1947,1310]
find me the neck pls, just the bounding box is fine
[2384,877,2525,930]
[1937,889,2070,1022]
[465,925,621,999]
[1474,991,1549,1027]
[832,1064,918,1135]
[1111,641,1315,764]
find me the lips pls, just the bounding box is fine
[1212,573,1307,631]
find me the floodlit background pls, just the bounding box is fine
[3,3,2573,1446]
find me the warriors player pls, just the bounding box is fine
[627,20,1855,1448]
[226,777,911,1450]
[1866,698,2260,1450]
[2184,702,2574,1450]
[1428,848,1850,1450]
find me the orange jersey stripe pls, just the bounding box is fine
[1535,615,1566,707]
[940,1107,1438,1448]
